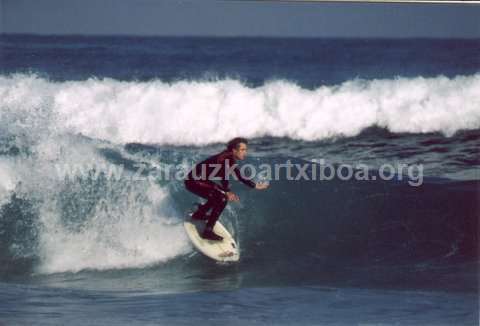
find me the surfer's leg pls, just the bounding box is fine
[184,180,217,218]
[201,193,227,241]
[205,193,228,229]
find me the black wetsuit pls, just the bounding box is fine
[184,150,255,228]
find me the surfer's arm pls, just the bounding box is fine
[233,166,256,189]
[212,183,228,196]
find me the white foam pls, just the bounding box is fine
[0,159,16,204]
[0,124,191,273]
[30,138,191,274]
[1,73,479,146]
[37,182,190,274]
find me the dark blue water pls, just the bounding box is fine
[0,34,479,325]
[1,35,480,86]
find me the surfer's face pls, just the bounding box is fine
[233,143,248,160]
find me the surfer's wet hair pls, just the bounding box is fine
[227,137,248,151]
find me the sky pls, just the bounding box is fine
[1,0,479,38]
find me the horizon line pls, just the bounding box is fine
[1,32,479,40]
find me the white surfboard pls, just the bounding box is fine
[183,218,239,262]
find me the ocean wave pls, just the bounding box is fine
[1,73,479,145]
[1,72,479,279]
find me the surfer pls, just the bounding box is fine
[184,137,269,241]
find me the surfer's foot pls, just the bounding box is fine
[201,227,223,241]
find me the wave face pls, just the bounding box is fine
[0,144,478,292]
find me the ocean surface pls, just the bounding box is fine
[0,34,479,325]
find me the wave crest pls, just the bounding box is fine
[1,73,479,145]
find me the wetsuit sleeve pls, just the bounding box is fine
[212,182,228,196]
[233,166,256,189]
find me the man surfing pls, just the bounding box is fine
[184,137,269,241]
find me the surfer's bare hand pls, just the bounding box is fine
[255,182,269,190]
[226,192,239,202]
